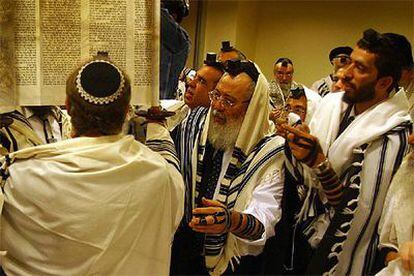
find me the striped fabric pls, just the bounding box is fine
[317,80,332,98]
[195,138,284,259]
[0,111,42,155]
[174,106,208,223]
[146,139,180,171]
[174,69,286,274]
[311,75,334,98]
[287,89,412,275]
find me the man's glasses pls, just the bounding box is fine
[333,55,351,65]
[191,75,207,86]
[209,90,249,108]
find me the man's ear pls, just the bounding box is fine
[376,76,393,92]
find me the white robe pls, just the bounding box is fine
[377,151,414,275]
[0,134,184,275]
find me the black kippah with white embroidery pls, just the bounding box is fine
[76,60,125,105]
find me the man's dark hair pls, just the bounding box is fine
[383,32,414,71]
[162,0,189,23]
[275,58,293,67]
[288,86,306,100]
[357,29,402,91]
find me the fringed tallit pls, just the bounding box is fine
[0,110,43,155]
[296,89,412,275]
[194,71,284,274]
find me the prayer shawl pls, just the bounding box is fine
[0,110,42,155]
[404,80,414,118]
[303,86,322,125]
[177,72,285,275]
[300,89,411,275]
[21,107,73,141]
[311,75,334,97]
[0,134,184,275]
[377,151,414,275]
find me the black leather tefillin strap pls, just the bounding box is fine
[0,155,12,192]
[294,136,320,167]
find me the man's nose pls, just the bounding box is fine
[282,74,290,82]
[339,64,352,81]
[188,78,196,88]
[212,99,225,111]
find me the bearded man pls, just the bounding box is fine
[0,57,184,275]
[282,29,412,275]
[150,60,285,274]
[268,58,321,120]
[269,58,295,107]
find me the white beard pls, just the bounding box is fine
[279,82,291,96]
[207,110,243,151]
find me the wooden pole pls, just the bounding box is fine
[151,0,160,106]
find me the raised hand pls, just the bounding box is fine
[189,198,230,234]
[282,123,326,168]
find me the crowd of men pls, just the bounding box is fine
[0,28,413,276]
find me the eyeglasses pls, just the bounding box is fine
[333,55,351,65]
[191,75,207,86]
[209,89,250,108]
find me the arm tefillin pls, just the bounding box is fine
[230,213,265,241]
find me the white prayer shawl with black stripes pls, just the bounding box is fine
[174,106,209,224]
[0,110,42,155]
[178,72,285,274]
[303,86,322,125]
[301,89,411,275]
[311,75,334,97]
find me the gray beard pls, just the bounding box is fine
[207,111,243,151]
[279,83,291,97]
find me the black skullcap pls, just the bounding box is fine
[76,60,125,105]
[275,57,293,66]
[81,62,121,98]
[225,59,259,82]
[383,33,414,69]
[204,52,224,71]
[221,41,234,52]
[329,46,353,62]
